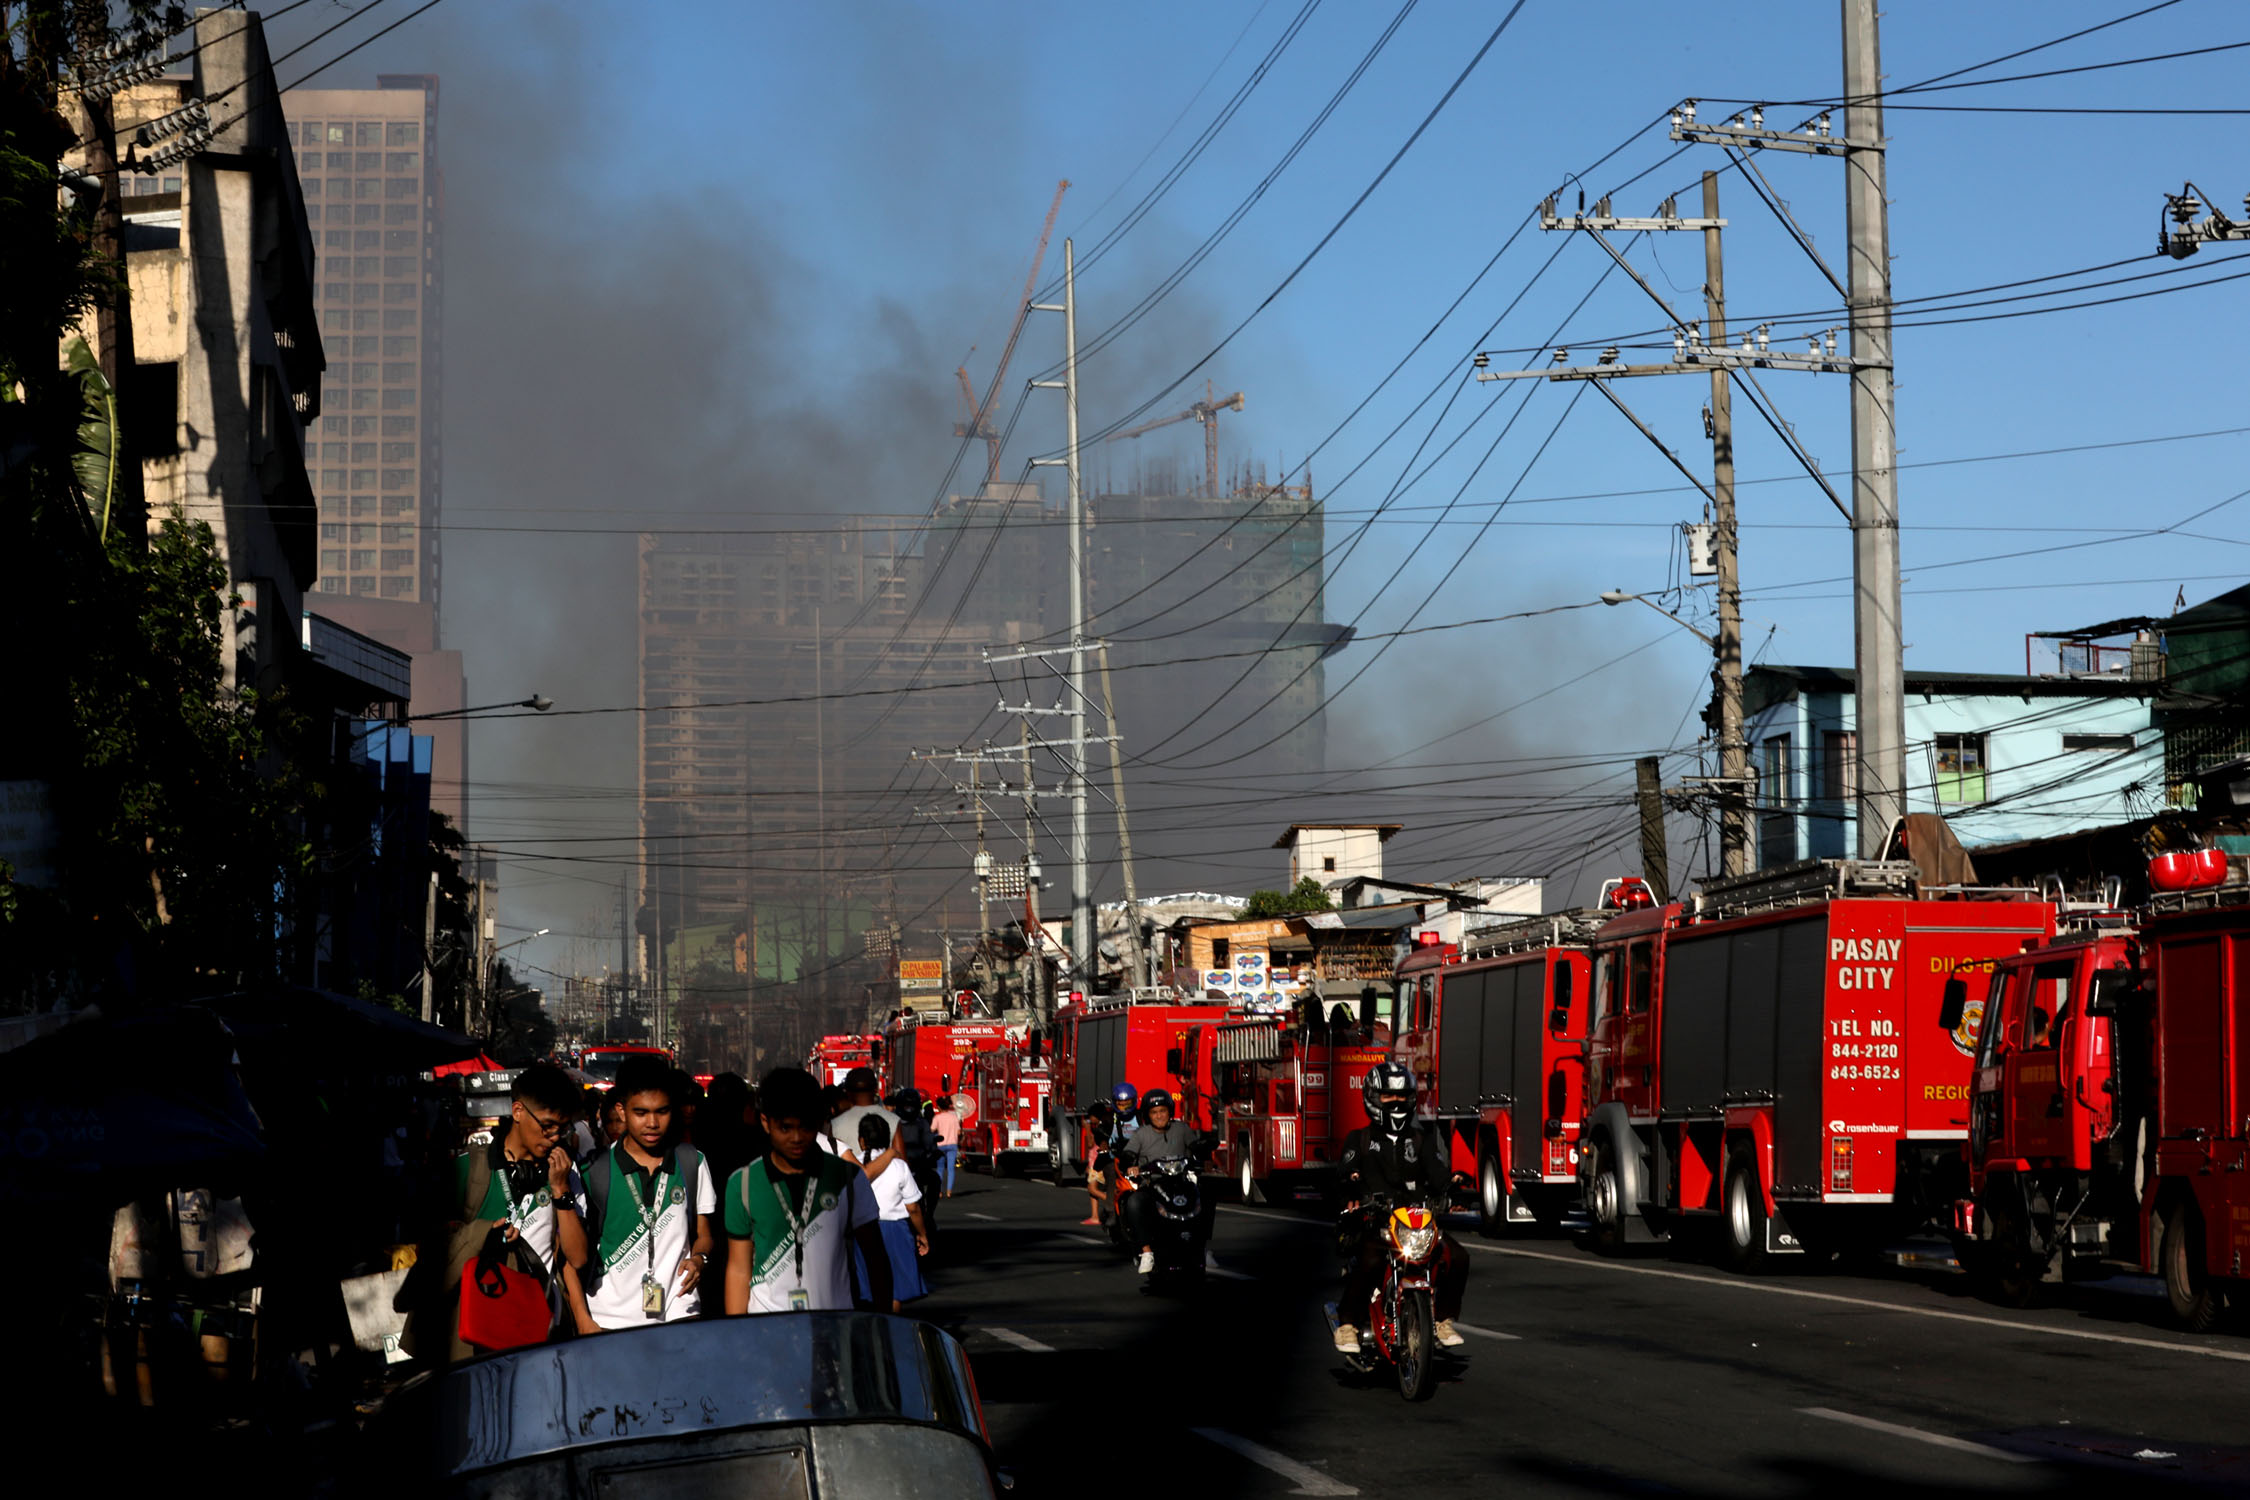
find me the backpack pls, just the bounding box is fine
[458,1138,507,1223]
[737,1151,863,1230]
[582,1142,702,1273]
[894,1116,937,1172]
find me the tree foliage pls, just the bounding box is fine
[1241,876,1337,919]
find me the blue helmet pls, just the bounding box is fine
[1111,1081,1140,1114]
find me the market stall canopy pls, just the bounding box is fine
[0,1006,265,1208]
[434,1053,506,1077]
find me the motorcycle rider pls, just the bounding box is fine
[1117,1089,1196,1275]
[1082,1081,1141,1229]
[1333,1060,1468,1352]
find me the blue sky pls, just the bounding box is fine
[287,1,2250,974]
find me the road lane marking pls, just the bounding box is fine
[1459,1242,2250,1365]
[1064,1233,1105,1245]
[1208,1266,1254,1281]
[1190,1428,1357,1496]
[1450,1321,1521,1341]
[979,1326,1056,1354]
[966,1212,1001,1221]
[1219,1205,1322,1226]
[1800,1407,2036,1464]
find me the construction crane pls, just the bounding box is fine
[1103,381,1244,498]
[954,179,1070,487]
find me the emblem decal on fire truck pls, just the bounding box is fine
[1948,995,1985,1059]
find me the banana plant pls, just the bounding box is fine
[64,336,121,540]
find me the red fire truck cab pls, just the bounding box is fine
[1581,859,2054,1269]
[881,1014,1008,1102]
[1949,866,2250,1327]
[580,1044,676,1093]
[1046,991,1233,1183]
[1177,1013,1385,1206]
[1396,912,1601,1232]
[959,1034,1052,1175]
[806,1035,874,1090]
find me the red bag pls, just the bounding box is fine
[457,1229,552,1352]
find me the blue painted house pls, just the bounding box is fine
[1742,664,2165,866]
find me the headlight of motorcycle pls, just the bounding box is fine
[1391,1222,1438,1263]
[1170,1194,1188,1208]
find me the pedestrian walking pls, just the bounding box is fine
[929,1094,961,1198]
[408,1063,590,1363]
[724,1068,890,1314]
[850,1115,930,1309]
[564,1058,716,1331]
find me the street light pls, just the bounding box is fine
[496,927,550,952]
[409,694,553,722]
[1600,589,1715,647]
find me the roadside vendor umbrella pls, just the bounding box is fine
[434,1053,505,1077]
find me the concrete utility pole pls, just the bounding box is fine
[1020,721,1043,1016]
[1525,186,1754,873]
[1843,0,1905,857]
[1701,171,1749,879]
[1097,644,1147,986]
[1062,240,1092,991]
[1635,756,1671,902]
[1028,242,1094,992]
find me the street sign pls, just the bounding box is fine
[899,958,943,992]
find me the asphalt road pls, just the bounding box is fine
[914,1169,2250,1498]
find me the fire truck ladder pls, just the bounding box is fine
[1461,909,1609,961]
[1690,858,1915,919]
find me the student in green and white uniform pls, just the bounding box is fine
[725,1067,888,1314]
[443,1063,590,1349]
[566,1058,717,1331]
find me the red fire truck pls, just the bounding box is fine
[959,1035,1052,1175]
[1580,860,2055,1268]
[806,1034,874,1090]
[1175,1012,1384,1206]
[881,1014,1008,1101]
[1046,991,1233,1184]
[579,1043,675,1093]
[1947,853,2250,1327]
[1395,911,1603,1231]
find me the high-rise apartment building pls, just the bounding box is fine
[635,480,1332,1051]
[282,77,468,826]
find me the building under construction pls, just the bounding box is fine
[635,466,1335,1070]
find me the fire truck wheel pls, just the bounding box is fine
[2162,1204,2226,1333]
[1238,1149,1263,1206]
[1722,1153,1768,1274]
[1477,1154,1505,1238]
[1583,1139,1624,1256]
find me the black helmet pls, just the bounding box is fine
[1139,1088,1176,1117]
[1362,1060,1416,1134]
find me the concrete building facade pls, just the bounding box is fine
[90,16,323,694]
[1275,823,1401,890]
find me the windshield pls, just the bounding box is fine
[581,1055,627,1084]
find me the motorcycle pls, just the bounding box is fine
[1132,1156,1211,1288]
[1326,1198,1445,1401]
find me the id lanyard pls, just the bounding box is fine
[632,1158,671,1277]
[771,1168,818,1282]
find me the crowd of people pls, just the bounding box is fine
[411,1059,956,1360]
